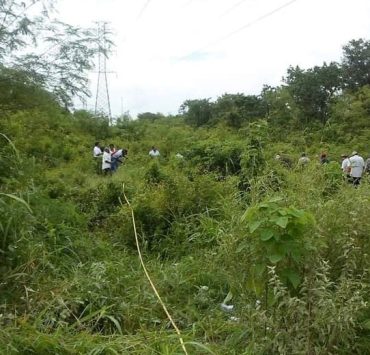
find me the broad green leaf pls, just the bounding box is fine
[249,220,262,233]
[241,208,255,222]
[268,253,284,263]
[286,207,304,218]
[275,216,289,228]
[260,228,274,241]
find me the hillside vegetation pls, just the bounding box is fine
[1,3,370,353]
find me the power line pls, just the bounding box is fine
[219,0,250,19]
[183,0,194,7]
[184,0,299,57]
[137,0,152,20]
[220,0,298,42]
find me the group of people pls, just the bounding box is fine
[296,151,370,185]
[148,146,184,160]
[94,142,369,185]
[93,142,128,174]
[340,151,369,185]
[93,143,165,174]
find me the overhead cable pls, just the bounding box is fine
[137,0,152,20]
[185,0,299,56]
[219,0,250,18]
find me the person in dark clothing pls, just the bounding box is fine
[320,153,329,164]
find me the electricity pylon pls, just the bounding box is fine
[94,22,113,124]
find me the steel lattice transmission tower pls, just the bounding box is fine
[94,22,112,124]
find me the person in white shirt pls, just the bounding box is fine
[93,142,103,174]
[149,146,160,157]
[93,142,102,157]
[341,154,351,181]
[349,151,365,186]
[102,147,112,175]
[298,153,310,166]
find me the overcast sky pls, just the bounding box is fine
[56,0,370,117]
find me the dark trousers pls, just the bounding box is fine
[352,177,361,186]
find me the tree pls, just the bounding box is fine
[342,38,370,91]
[179,98,213,127]
[0,65,59,111]
[0,0,113,109]
[137,112,165,122]
[329,85,370,133]
[284,63,342,124]
[213,93,267,128]
[260,85,298,128]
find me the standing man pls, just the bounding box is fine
[93,142,102,174]
[102,147,112,175]
[149,146,160,157]
[341,154,351,181]
[93,142,102,157]
[349,151,365,186]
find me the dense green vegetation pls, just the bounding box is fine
[1,2,370,353]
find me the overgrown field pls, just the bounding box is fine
[0,101,370,354]
[1,15,370,351]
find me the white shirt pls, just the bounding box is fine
[341,158,350,173]
[93,146,102,157]
[298,156,310,165]
[102,151,111,170]
[349,155,365,178]
[112,149,123,159]
[149,149,160,157]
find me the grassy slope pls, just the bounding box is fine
[1,110,370,354]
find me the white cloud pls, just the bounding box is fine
[57,0,370,117]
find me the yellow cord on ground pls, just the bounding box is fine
[121,184,189,355]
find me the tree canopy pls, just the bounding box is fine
[0,0,113,109]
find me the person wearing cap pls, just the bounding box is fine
[341,154,351,181]
[349,151,365,186]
